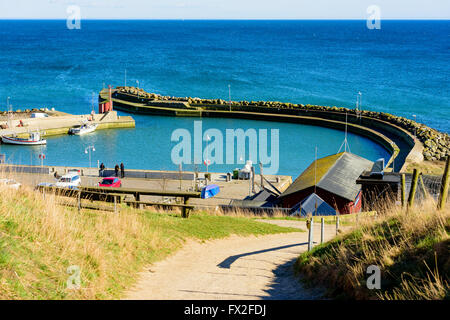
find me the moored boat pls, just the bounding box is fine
[1,132,47,145]
[69,122,98,135]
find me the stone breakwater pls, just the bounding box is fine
[116,86,450,162]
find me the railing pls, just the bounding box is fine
[37,185,201,218]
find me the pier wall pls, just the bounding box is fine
[201,110,400,170]
[0,111,135,139]
[111,98,402,170]
[105,86,450,171]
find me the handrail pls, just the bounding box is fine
[80,186,201,198]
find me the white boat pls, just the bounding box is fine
[1,132,47,145]
[69,122,98,135]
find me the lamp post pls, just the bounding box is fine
[85,145,95,168]
[38,153,45,167]
[228,84,231,112]
[204,134,210,173]
[136,80,140,101]
[6,97,12,128]
[356,91,362,119]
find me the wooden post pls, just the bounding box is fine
[336,216,340,235]
[308,218,314,251]
[401,173,406,207]
[438,156,450,210]
[114,195,117,214]
[251,166,255,194]
[194,170,198,192]
[259,162,264,189]
[182,196,190,218]
[408,169,420,208]
[135,193,143,209]
[77,190,81,213]
[321,217,324,244]
[419,174,429,199]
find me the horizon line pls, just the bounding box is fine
[0,18,449,21]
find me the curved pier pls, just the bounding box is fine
[100,86,450,172]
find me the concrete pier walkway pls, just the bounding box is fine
[0,110,134,138]
[0,164,292,208]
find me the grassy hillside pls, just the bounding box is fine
[0,186,298,300]
[295,200,449,300]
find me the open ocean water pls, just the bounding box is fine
[0,20,448,176]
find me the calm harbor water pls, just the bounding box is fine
[0,114,389,177]
[0,20,447,176]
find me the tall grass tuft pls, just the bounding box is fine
[294,197,449,300]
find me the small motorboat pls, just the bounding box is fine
[69,122,98,135]
[1,132,47,145]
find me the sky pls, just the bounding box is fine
[0,0,449,19]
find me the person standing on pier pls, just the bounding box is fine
[120,163,125,178]
[114,164,119,177]
[99,162,105,177]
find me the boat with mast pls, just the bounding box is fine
[1,131,47,145]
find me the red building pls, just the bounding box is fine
[279,152,373,214]
[99,100,112,113]
[99,85,114,114]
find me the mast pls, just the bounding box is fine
[338,112,351,153]
[91,92,95,113]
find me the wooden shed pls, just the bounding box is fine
[278,152,373,214]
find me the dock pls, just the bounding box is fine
[0,109,135,139]
[0,163,292,210]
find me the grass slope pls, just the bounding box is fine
[0,187,298,300]
[295,200,449,300]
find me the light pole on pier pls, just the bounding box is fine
[85,145,96,168]
[38,153,45,167]
[204,134,211,174]
[136,80,140,101]
[6,97,12,128]
[356,91,362,118]
[228,84,231,112]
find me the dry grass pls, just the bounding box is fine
[406,160,446,175]
[295,198,450,300]
[204,205,289,218]
[0,184,296,300]
[0,185,169,299]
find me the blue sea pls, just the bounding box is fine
[0,20,448,177]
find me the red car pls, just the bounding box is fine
[98,177,122,188]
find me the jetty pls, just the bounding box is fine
[0,109,135,139]
[102,86,450,173]
[0,163,292,212]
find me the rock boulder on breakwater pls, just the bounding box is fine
[115,86,449,161]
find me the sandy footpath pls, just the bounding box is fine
[124,220,341,300]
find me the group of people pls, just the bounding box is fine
[99,162,125,178]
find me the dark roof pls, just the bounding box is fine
[290,193,337,217]
[251,189,278,202]
[280,152,373,201]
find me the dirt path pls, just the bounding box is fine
[124,220,340,300]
